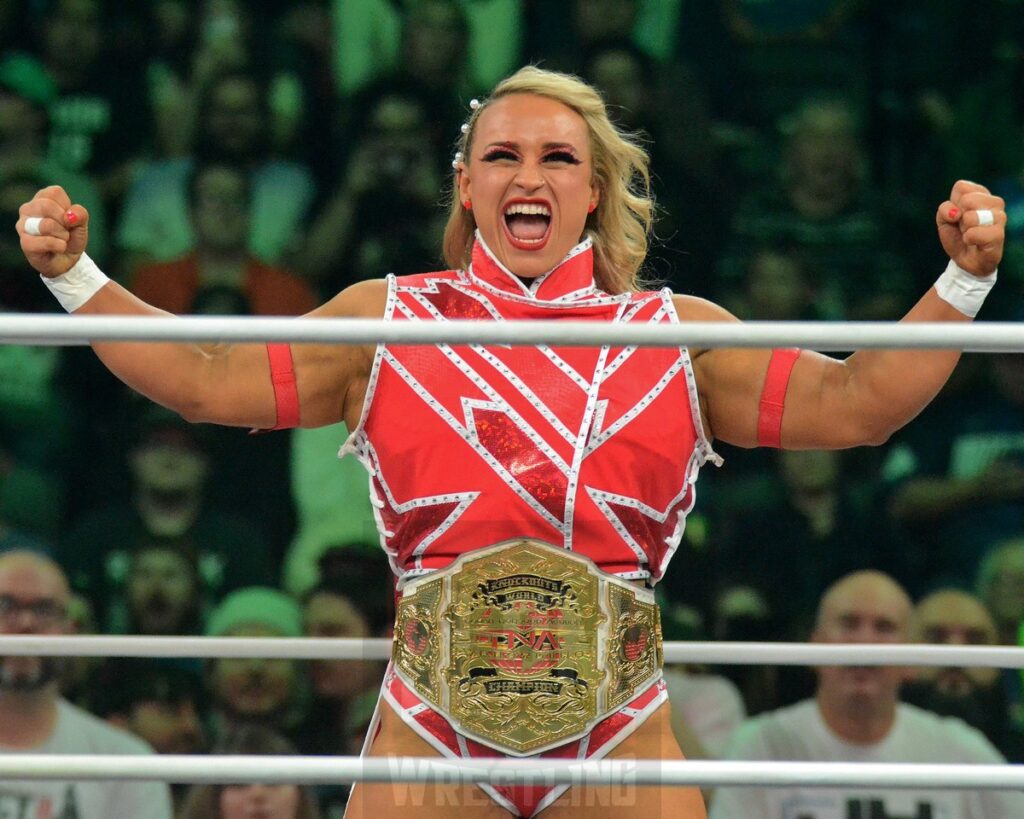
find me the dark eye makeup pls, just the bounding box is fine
[482,148,519,162]
[479,147,582,164]
[543,150,581,164]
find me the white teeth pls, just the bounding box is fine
[504,202,550,217]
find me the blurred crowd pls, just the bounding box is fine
[1,0,1024,816]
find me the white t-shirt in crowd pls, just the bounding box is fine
[709,698,1024,819]
[662,668,746,757]
[0,698,173,819]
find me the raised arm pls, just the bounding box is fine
[17,186,385,430]
[688,180,1005,450]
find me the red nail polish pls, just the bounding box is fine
[65,210,78,225]
[948,207,959,220]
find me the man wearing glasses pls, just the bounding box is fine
[0,550,172,818]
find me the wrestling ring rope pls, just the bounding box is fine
[1,314,1024,351]
[0,635,1022,668]
[5,313,1022,793]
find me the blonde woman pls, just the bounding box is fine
[18,66,1005,818]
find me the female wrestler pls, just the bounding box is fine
[17,67,1005,819]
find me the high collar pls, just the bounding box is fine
[467,230,596,301]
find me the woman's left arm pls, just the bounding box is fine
[689,180,1005,450]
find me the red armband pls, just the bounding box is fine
[266,342,300,430]
[757,348,800,448]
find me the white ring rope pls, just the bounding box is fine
[0,755,1018,789]
[3,636,1022,667]
[2,315,1024,351]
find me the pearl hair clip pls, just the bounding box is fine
[452,99,484,169]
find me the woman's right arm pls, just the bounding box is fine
[18,186,384,430]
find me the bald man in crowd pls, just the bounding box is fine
[710,570,1024,819]
[0,550,172,818]
[903,589,1024,760]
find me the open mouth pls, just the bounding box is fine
[502,199,551,250]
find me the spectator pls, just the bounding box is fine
[726,97,911,320]
[712,449,882,644]
[59,405,274,621]
[149,1,307,159]
[710,570,1024,818]
[106,540,204,636]
[306,542,392,633]
[116,67,316,268]
[129,159,318,317]
[332,0,521,97]
[31,0,152,205]
[297,574,387,816]
[581,38,728,295]
[0,171,75,545]
[903,589,1024,759]
[976,539,1024,647]
[298,578,386,753]
[720,243,825,321]
[709,583,781,716]
[179,724,321,819]
[0,53,108,262]
[88,658,206,754]
[0,550,172,818]
[126,153,313,553]
[527,0,684,73]
[885,354,1024,591]
[674,1,871,135]
[206,587,308,745]
[87,658,207,813]
[293,80,446,294]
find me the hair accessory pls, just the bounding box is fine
[469,98,480,110]
[452,150,464,170]
[460,123,469,134]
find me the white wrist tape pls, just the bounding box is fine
[40,252,109,312]
[934,259,996,318]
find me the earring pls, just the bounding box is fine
[588,202,597,213]
[463,200,472,210]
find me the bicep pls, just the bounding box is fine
[680,295,866,450]
[289,278,388,428]
[192,279,387,430]
[700,346,870,450]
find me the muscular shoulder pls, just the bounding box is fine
[311,277,390,320]
[670,294,740,362]
[671,293,740,323]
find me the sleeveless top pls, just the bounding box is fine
[344,233,720,585]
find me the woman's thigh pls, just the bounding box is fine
[344,700,706,819]
[344,702,515,819]
[540,701,706,819]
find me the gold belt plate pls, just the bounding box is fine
[392,539,662,756]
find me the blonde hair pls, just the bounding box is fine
[442,66,654,294]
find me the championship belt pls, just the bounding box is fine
[392,539,663,756]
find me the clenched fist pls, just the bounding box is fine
[936,180,1005,276]
[17,185,90,279]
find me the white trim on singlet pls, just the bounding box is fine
[340,274,399,460]
[663,287,722,469]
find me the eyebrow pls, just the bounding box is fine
[483,141,580,152]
